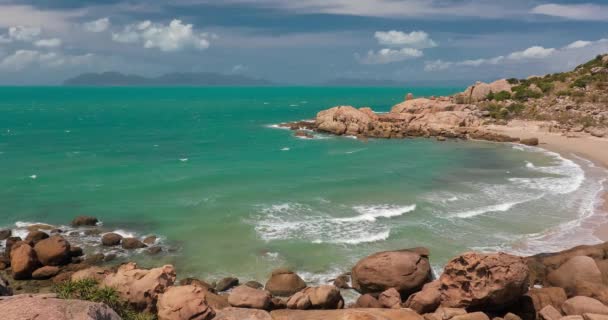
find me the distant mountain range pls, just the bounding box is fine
[64,72,274,86]
[321,78,409,87]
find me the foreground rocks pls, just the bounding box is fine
[0,294,121,320]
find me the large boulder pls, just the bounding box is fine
[71,216,99,227]
[24,231,49,246]
[32,266,60,279]
[10,242,39,280]
[101,233,122,246]
[405,280,441,314]
[265,269,307,297]
[286,285,343,310]
[562,297,608,316]
[34,235,71,266]
[228,285,272,310]
[463,79,512,102]
[214,307,272,320]
[440,252,529,310]
[351,248,432,296]
[547,256,602,295]
[270,308,424,320]
[157,285,216,320]
[121,238,146,250]
[379,288,402,309]
[102,262,176,312]
[0,295,121,320]
[315,106,373,136]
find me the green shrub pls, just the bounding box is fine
[53,280,156,320]
[507,78,520,85]
[537,81,554,93]
[494,91,512,101]
[556,90,572,96]
[512,85,543,101]
[507,103,526,115]
[572,76,593,88]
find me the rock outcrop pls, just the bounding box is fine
[0,295,121,320]
[157,285,215,320]
[351,248,432,296]
[228,285,272,310]
[265,269,307,297]
[440,252,529,310]
[71,216,99,227]
[462,79,513,102]
[270,308,424,320]
[214,307,272,320]
[286,285,343,310]
[102,262,176,312]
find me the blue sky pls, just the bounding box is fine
[0,0,607,85]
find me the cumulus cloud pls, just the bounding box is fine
[531,3,608,21]
[34,38,62,48]
[374,30,437,49]
[8,26,41,42]
[84,18,110,33]
[0,49,93,70]
[112,19,213,52]
[357,48,423,65]
[425,38,608,72]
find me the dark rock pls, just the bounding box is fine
[143,235,157,245]
[101,233,122,246]
[32,266,61,279]
[71,216,99,227]
[216,277,239,292]
[521,138,539,146]
[0,229,11,240]
[0,274,12,296]
[355,294,383,308]
[121,238,146,250]
[83,229,102,236]
[180,278,216,292]
[245,281,264,290]
[4,237,22,258]
[83,253,105,265]
[69,246,84,257]
[333,274,350,289]
[24,231,49,246]
[146,246,162,255]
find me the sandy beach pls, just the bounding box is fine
[487,120,608,241]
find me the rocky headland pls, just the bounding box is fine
[2,216,608,320]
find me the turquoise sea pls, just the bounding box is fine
[1,86,607,284]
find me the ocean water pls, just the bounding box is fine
[1,86,607,284]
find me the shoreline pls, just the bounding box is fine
[487,120,608,242]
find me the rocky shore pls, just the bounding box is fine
[2,216,608,320]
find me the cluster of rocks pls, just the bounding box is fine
[280,97,540,146]
[3,235,608,320]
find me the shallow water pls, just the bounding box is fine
[0,86,606,284]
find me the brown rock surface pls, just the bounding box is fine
[32,266,60,279]
[0,295,121,320]
[24,231,49,246]
[547,256,602,295]
[562,297,608,316]
[539,305,563,320]
[270,308,424,320]
[355,294,383,308]
[379,288,402,309]
[214,307,272,320]
[121,237,146,250]
[157,285,215,320]
[34,235,71,266]
[286,285,343,310]
[452,312,491,320]
[351,248,432,296]
[102,262,176,312]
[101,233,122,246]
[71,266,109,282]
[71,216,99,227]
[228,285,272,310]
[440,252,529,309]
[405,280,441,314]
[10,242,39,280]
[265,269,307,297]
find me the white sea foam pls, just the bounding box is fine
[179,158,189,162]
[450,201,526,219]
[252,202,410,245]
[525,161,535,169]
[266,124,290,130]
[281,147,290,151]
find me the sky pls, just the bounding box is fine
[0,0,607,85]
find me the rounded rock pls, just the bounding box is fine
[265,269,307,297]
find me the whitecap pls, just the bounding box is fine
[525,161,535,169]
[179,158,189,162]
[335,205,416,222]
[29,174,37,179]
[450,201,522,219]
[266,124,290,130]
[281,147,290,151]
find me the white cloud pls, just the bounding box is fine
[34,38,62,48]
[84,18,110,33]
[357,48,423,65]
[0,34,11,44]
[531,3,608,21]
[424,60,453,71]
[507,46,555,60]
[565,40,592,49]
[374,30,437,49]
[231,64,247,73]
[112,19,213,52]
[0,5,82,31]
[0,49,93,71]
[8,26,41,42]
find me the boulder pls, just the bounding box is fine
[270,308,424,320]
[572,281,608,305]
[214,307,273,320]
[539,305,563,320]
[102,262,176,312]
[407,93,415,101]
[0,295,121,320]
[379,288,402,309]
[265,269,307,297]
[521,138,539,146]
[440,252,529,309]
[294,130,314,139]
[10,242,39,280]
[245,281,264,290]
[584,314,608,320]
[0,229,11,240]
[101,233,122,246]
[24,231,49,246]
[0,275,12,296]
[286,285,343,310]
[34,235,71,266]
[71,216,98,227]
[333,274,350,289]
[351,248,432,296]
[432,307,468,320]
[547,256,602,295]
[69,246,84,257]
[228,285,272,310]
[121,237,146,250]
[32,266,60,279]
[516,287,568,319]
[4,237,21,258]
[405,280,441,314]
[216,277,239,292]
[147,246,162,255]
[71,266,109,282]
[157,285,215,320]
[143,235,157,245]
[562,297,608,316]
[355,294,383,308]
[315,106,373,136]
[180,277,215,292]
[463,79,513,102]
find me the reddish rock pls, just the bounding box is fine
[547,256,602,295]
[286,285,343,310]
[228,285,272,310]
[157,285,215,320]
[351,248,432,296]
[355,294,382,308]
[379,288,402,309]
[405,280,441,314]
[265,269,307,297]
[270,308,424,320]
[452,312,491,320]
[32,266,60,279]
[101,233,122,246]
[24,231,49,246]
[539,305,563,320]
[0,295,121,320]
[440,252,529,309]
[562,297,608,316]
[121,237,146,250]
[71,216,98,227]
[71,266,109,282]
[10,242,39,280]
[214,307,272,320]
[33,235,71,266]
